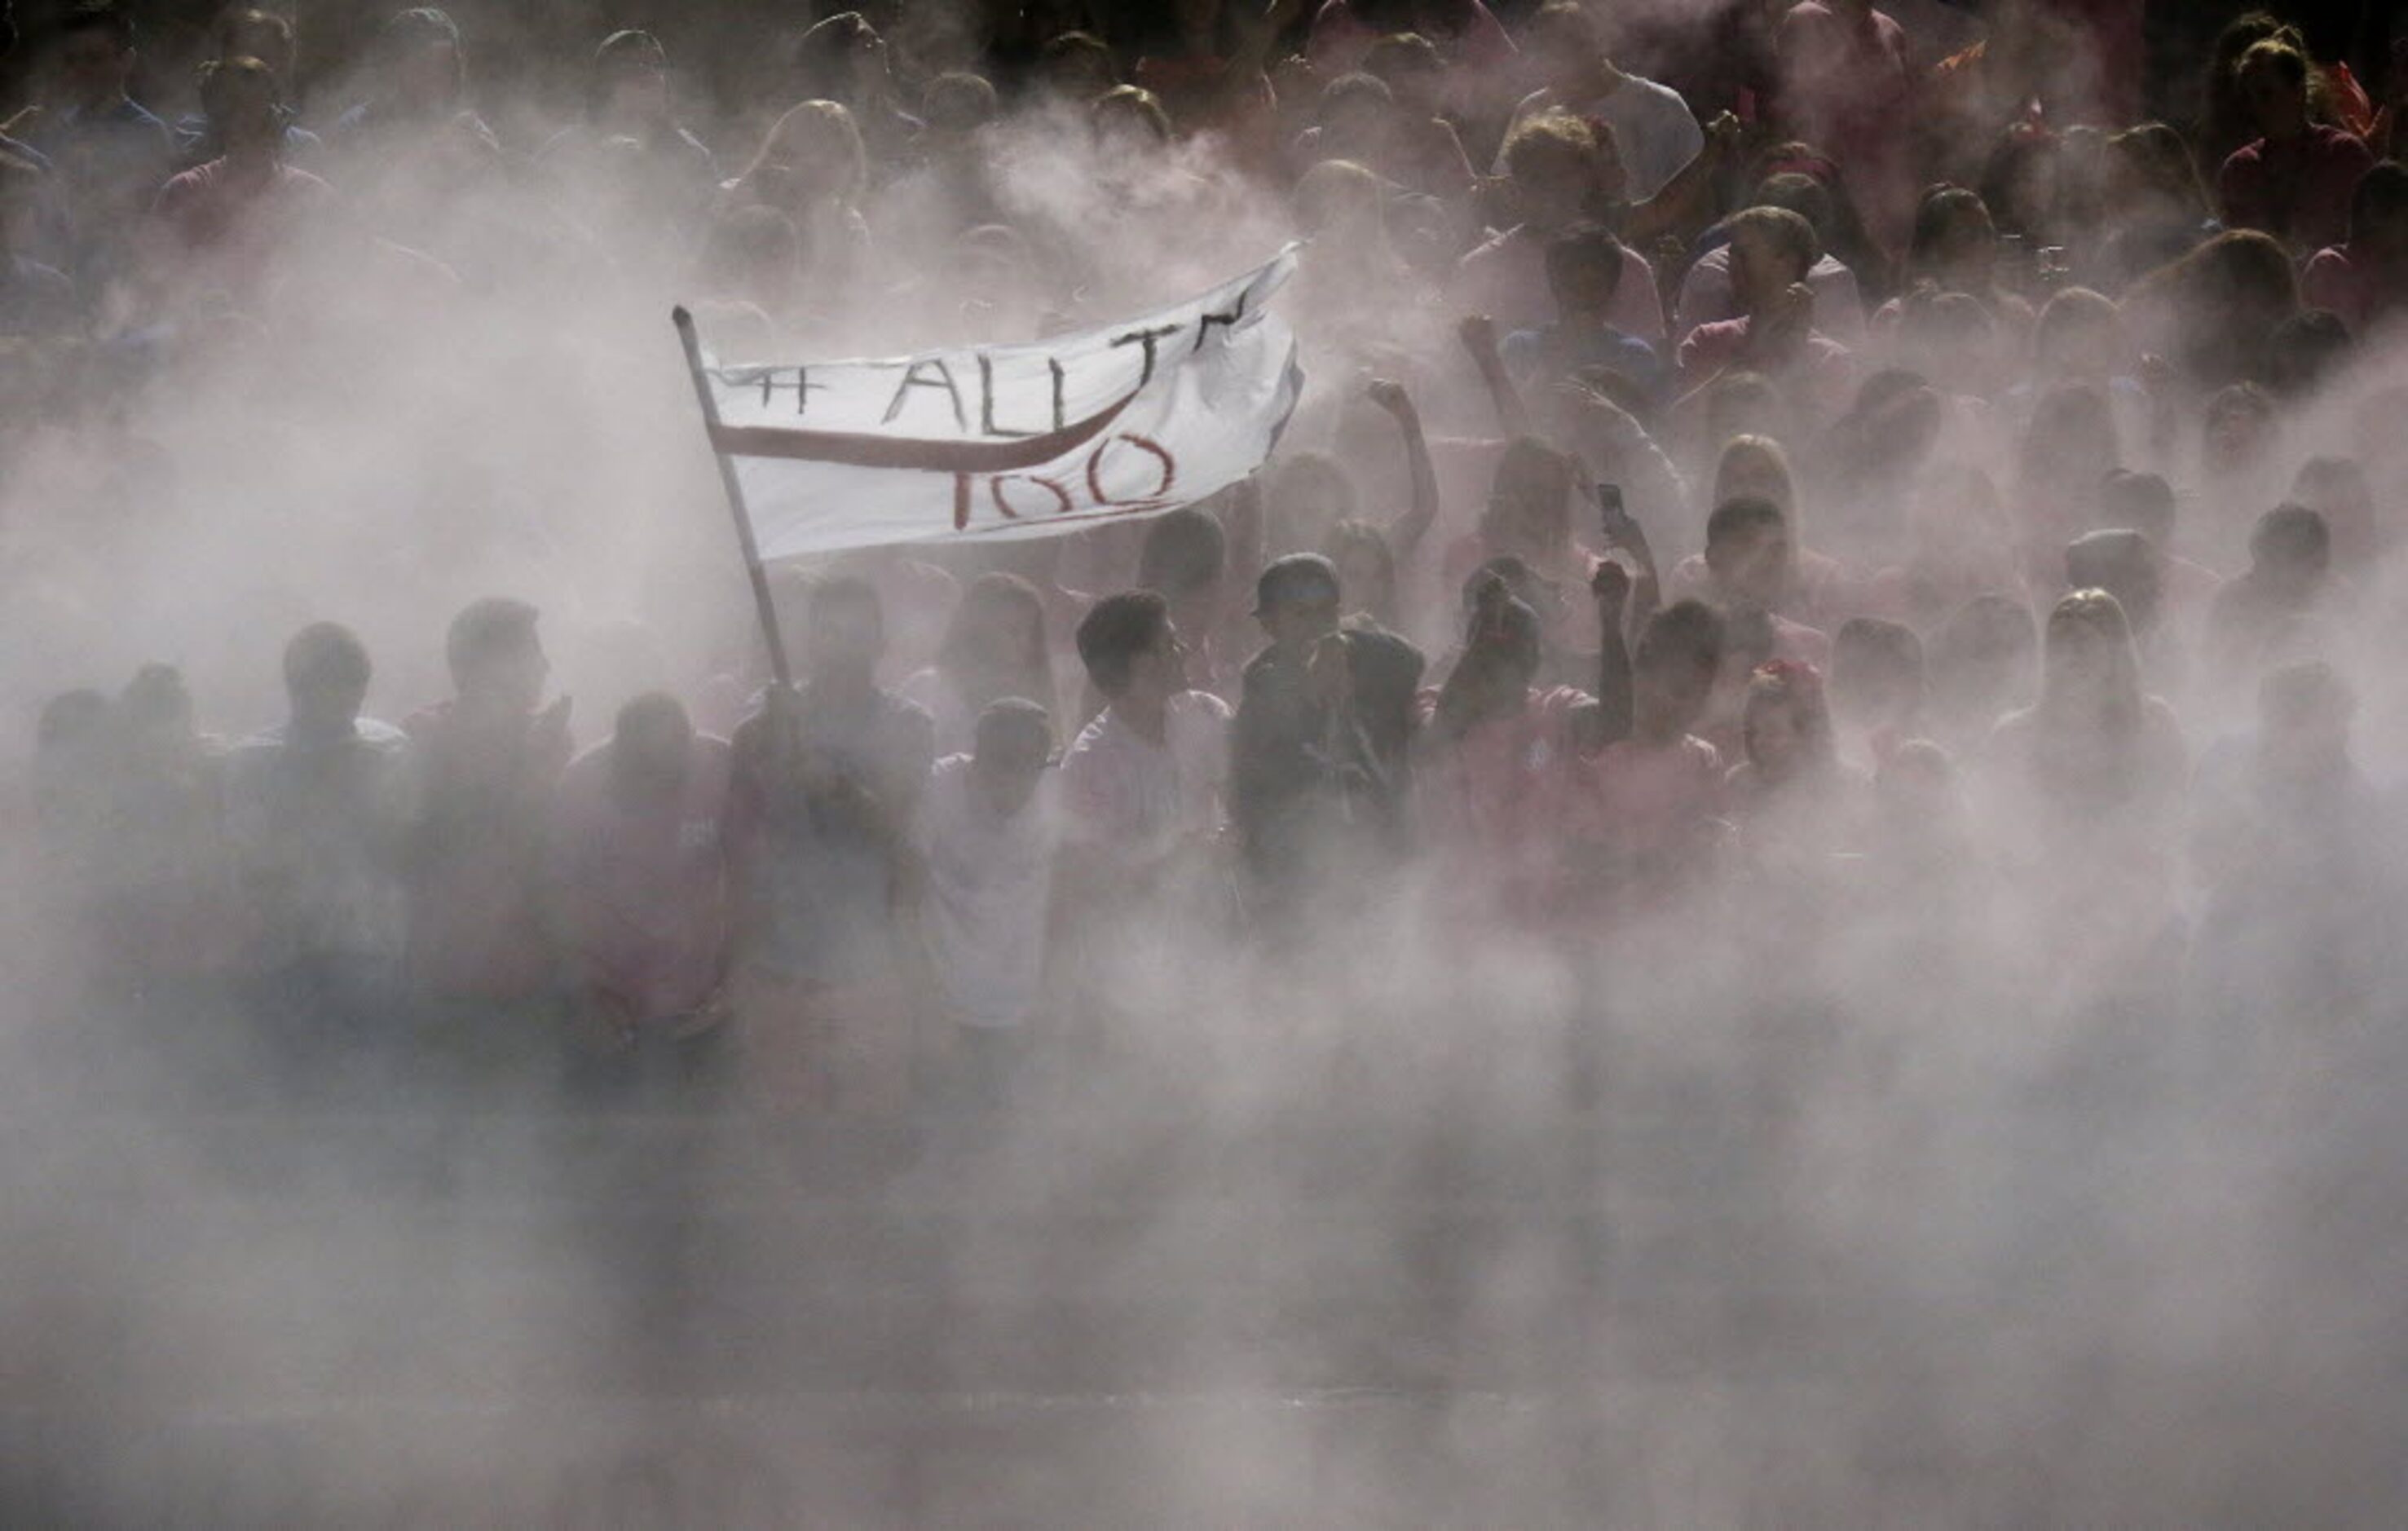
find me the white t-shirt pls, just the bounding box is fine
[1498,77,1704,201]
[1671,245,1867,346]
[1059,690,1232,869]
[912,754,1061,1029]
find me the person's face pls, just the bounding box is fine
[1506,489,1570,557]
[1271,482,1343,554]
[2102,146,2152,207]
[810,598,885,675]
[615,711,693,796]
[1720,457,1789,511]
[2205,404,2274,474]
[483,638,549,713]
[1384,58,1444,114]
[972,739,1050,817]
[1936,205,1997,280]
[1830,662,1901,726]
[397,41,459,108]
[2049,619,2115,694]
[2262,697,2349,781]
[215,75,280,150]
[1167,580,1224,653]
[1325,91,1388,148]
[1099,97,1171,154]
[765,123,856,201]
[2239,60,2305,135]
[289,669,368,734]
[1713,523,1791,608]
[2258,544,2327,602]
[1460,638,1537,716]
[1728,227,1783,311]
[1128,618,1189,700]
[1043,51,1115,102]
[1552,254,1617,316]
[57,29,130,105]
[1515,149,1591,228]
[856,35,891,91]
[962,596,1036,664]
[1263,587,1342,648]
[603,61,669,126]
[1635,651,1713,737]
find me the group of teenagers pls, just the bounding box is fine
[7,0,2408,1114]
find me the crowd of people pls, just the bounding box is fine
[4,0,2406,1123]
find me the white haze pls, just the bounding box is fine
[4,6,2408,1527]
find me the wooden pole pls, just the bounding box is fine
[673,306,794,690]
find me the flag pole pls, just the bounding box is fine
[673,306,794,690]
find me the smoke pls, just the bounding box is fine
[4,2,2408,1525]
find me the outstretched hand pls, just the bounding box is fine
[1590,558,1631,613]
[1307,632,1351,710]
[1456,313,1501,359]
[1596,491,1655,575]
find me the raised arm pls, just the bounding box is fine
[1585,559,1634,751]
[1231,0,1312,82]
[1365,376,1441,563]
[1457,313,1532,435]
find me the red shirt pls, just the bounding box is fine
[1417,685,1590,922]
[2218,127,2374,254]
[152,157,331,254]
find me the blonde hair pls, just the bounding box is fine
[1092,84,1172,144]
[2040,587,2145,731]
[1713,434,1797,519]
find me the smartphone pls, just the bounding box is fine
[1594,482,1632,541]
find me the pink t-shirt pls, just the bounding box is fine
[1454,225,1667,347]
[1675,315,1857,424]
[1559,733,1727,908]
[150,157,333,300]
[548,736,732,1026]
[1417,684,1591,918]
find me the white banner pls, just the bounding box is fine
[691,248,1303,561]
